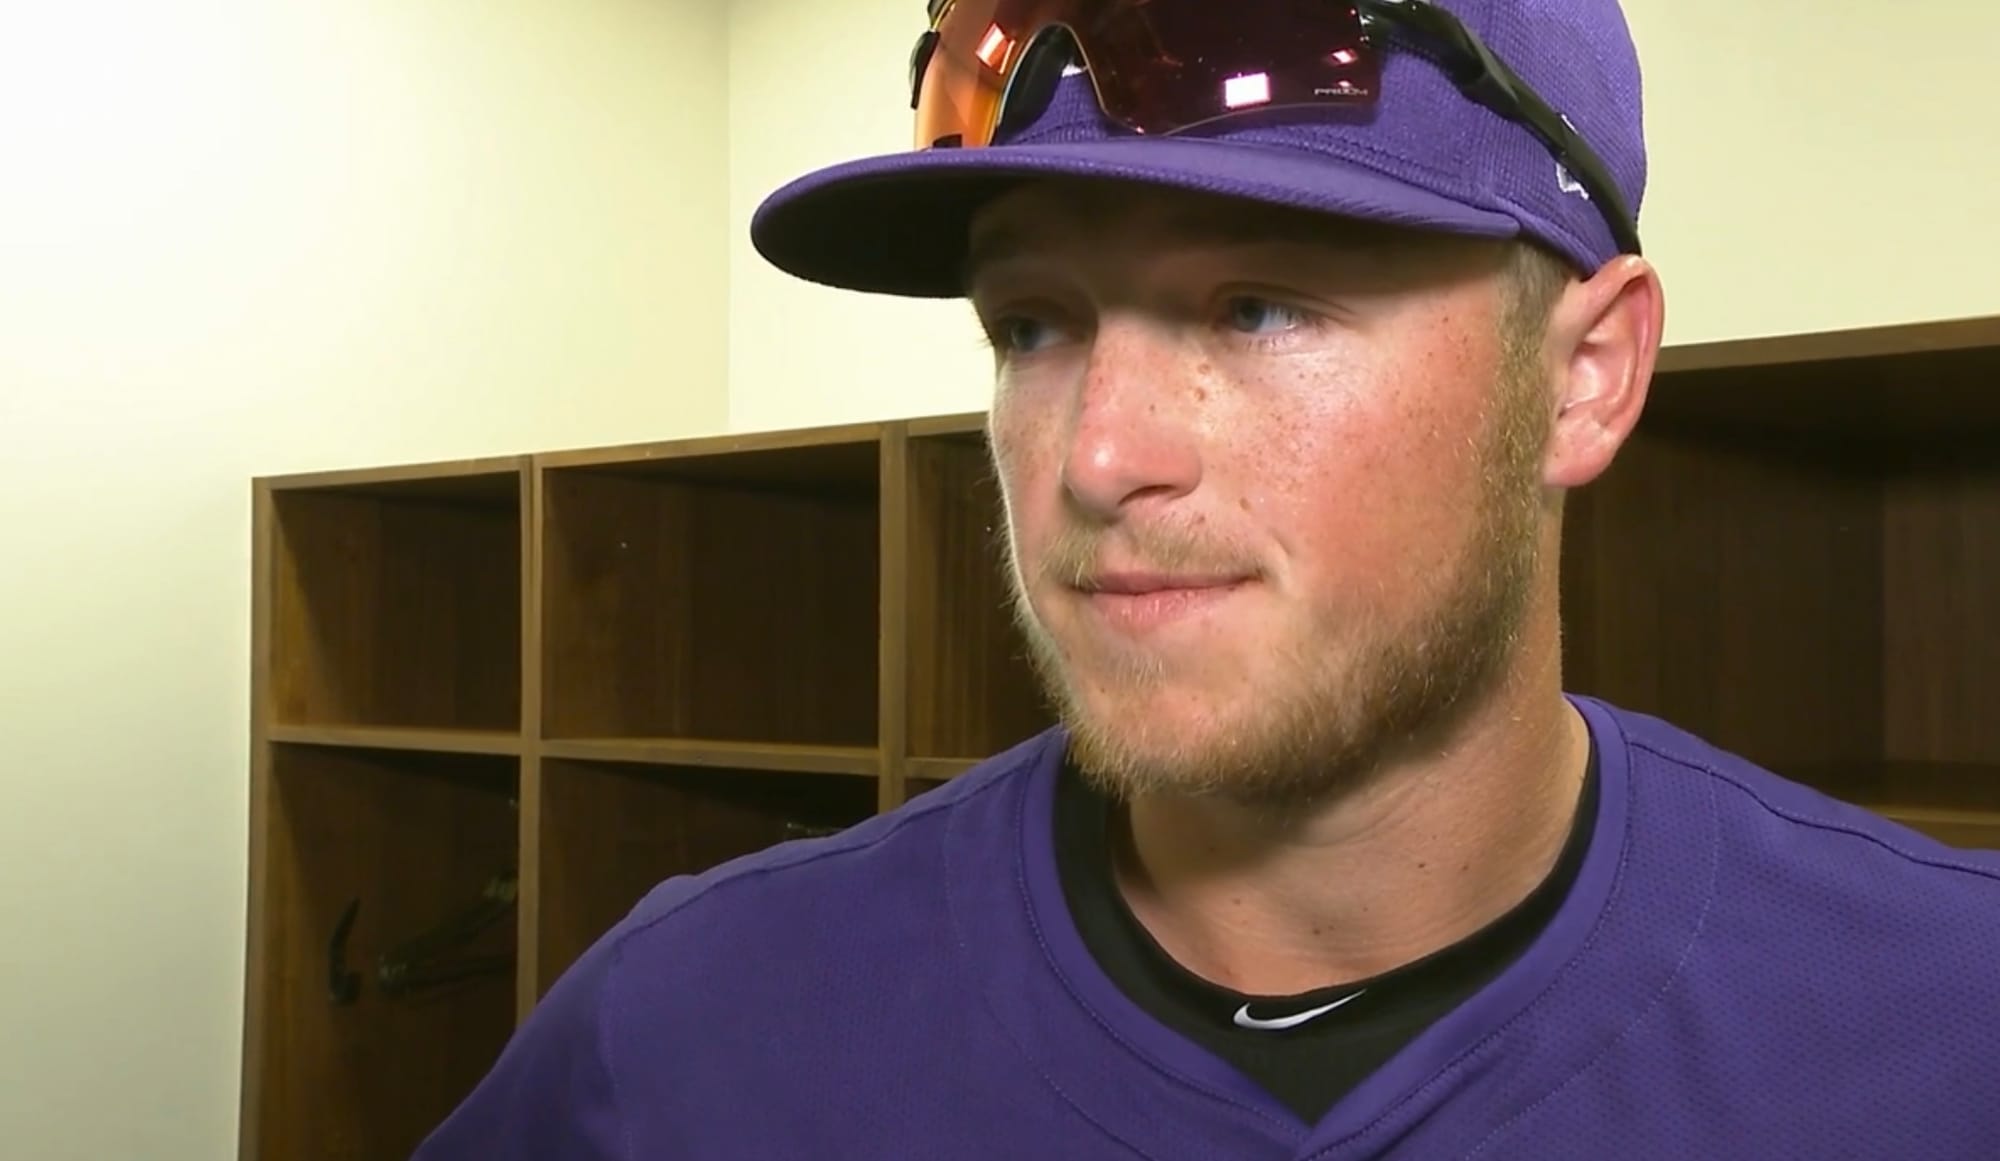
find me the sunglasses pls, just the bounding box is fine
[907,0,1641,256]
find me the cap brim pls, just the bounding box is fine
[750,135,1523,299]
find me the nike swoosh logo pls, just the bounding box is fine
[1231,990,1366,1031]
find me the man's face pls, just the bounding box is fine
[971,180,1558,808]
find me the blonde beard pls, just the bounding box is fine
[998,357,1553,812]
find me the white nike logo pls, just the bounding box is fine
[1231,990,1366,1031]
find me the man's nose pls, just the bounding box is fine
[1060,319,1204,522]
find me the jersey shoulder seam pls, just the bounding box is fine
[579,736,1048,1152]
[1626,735,2000,888]
[603,738,1042,947]
[601,936,639,1161]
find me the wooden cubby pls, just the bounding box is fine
[241,317,2000,1160]
[265,459,527,744]
[1565,324,2000,839]
[246,743,519,1161]
[536,428,883,755]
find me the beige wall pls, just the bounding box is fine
[1623,0,2000,342]
[4,1,1996,1157]
[728,0,2000,433]
[728,0,993,436]
[0,2,727,1157]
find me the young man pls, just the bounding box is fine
[417,1,2000,1157]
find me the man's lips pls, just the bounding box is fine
[1073,572,1253,632]
[1081,571,1250,595]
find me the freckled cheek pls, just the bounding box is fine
[986,414,1062,557]
[1235,396,1471,591]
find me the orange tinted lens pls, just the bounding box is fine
[915,0,1068,147]
[914,0,1378,147]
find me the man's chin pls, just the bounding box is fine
[1059,696,1281,798]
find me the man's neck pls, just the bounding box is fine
[1111,664,1592,997]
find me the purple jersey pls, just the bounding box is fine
[415,694,2000,1158]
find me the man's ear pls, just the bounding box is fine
[1541,255,1665,490]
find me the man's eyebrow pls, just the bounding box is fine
[961,224,1029,295]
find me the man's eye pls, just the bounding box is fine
[1223,296,1310,335]
[994,316,1059,353]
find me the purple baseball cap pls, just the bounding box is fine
[750,0,1647,299]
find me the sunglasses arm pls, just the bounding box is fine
[1360,0,1642,255]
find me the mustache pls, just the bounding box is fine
[1030,521,1263,586]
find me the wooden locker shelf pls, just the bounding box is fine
[242,316,2000,1161]
[267,724,524,757]
[1878,806,2000,851]
[538,737,879,777]
[907,756,985,782]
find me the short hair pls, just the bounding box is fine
[1498,238,1575,357]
